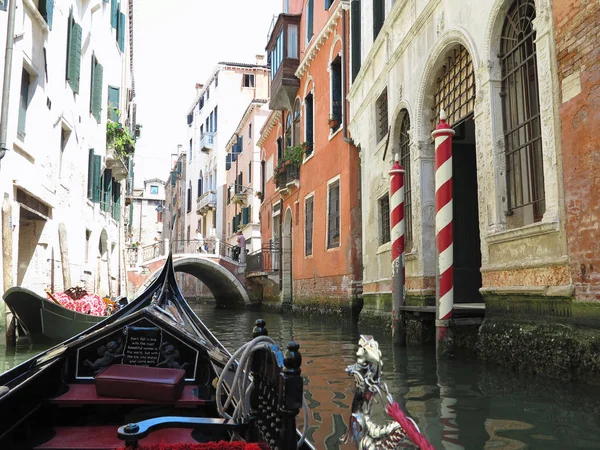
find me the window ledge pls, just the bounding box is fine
[486,220,559,245]
[326,245,340,252]
[303,151,315,164]
[23,0,50,33]
[13,138,35,162]
[376,241,391,254]
[328,126,343,141]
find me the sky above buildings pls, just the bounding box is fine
[132,0,281,187]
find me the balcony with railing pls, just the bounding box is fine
[275,162,300,195]
[267,14,301,111]
[105,148,130,181]
[231,182,249,206]
[196,190,216,214]
[199,132,215,152]
[246,242,280,274]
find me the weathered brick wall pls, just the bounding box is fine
[293,275,355,309]
[553,0,600,300]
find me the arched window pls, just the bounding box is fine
[398,113,412,250]
[293,98,302,146]
[500,0,544,222]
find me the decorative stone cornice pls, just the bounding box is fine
[295,1,349,79]
[257,111,282,148]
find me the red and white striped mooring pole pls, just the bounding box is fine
[432,110,455,354]
[390,153,406,345]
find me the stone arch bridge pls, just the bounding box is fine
[126,239,277,307]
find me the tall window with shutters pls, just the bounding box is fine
[305,196,314,256]
[327,180,340,249]
[116,9,126,52]
[66,11,82,94]
[90,56,103,122]
[87,149,102,203]
[37,0,54,29]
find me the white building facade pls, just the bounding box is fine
[128,178,165,248]
[0,0,135,313]
[348,0,569,313]
[224,100,269,254]
[184,60,270,245]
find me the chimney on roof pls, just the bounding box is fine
[255,54,265,65]
[195,83,204,94]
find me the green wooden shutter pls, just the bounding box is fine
[92,61,103,122]
[67,21,82,93]
[118,12,126,52]
[43,0,54,30]
[87,149,95,200]
[108,86,119,122]
[103,169,112,212]
[242,207,249,225]
[92,155,102,203]
[112,180,121,220]
[111,0,118,28]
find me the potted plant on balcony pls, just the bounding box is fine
[106,119,136,159]
[328,115,340,130]
[255,191,264,200]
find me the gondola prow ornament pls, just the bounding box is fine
[343,336,435,449]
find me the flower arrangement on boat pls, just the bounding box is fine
[46,286,119,317]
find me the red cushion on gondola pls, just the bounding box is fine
[95,364,185,402]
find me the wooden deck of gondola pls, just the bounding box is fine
[49,383,214,408]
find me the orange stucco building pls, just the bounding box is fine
[258,0,362,314]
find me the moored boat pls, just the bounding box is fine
[0,254,313,450]
[3,286,124,344]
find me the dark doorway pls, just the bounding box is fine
[452,118,482,303]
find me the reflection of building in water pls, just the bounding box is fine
[484,419,532,450]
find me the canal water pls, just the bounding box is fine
[2,301,600,449]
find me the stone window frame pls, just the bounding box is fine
[375,87,389,143]
[483,0,562,238]
[378,193,391,245]
[328,33,344,139]
[304,192,315,258]
[325,175,341,250]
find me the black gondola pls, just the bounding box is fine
[0,254,313,450]
[3,287,109,344]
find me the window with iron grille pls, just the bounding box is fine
[398,112,412,250]
[379,194,390,245]
[327,180,340,248]
[376,88,388,143]
[305,196,313,256]
[432,45,475,127]
[500,0,545,222]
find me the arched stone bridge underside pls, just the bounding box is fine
[135,255,250,308]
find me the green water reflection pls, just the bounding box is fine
[2,301,600,449]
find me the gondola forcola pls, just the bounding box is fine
[0,253,313,450]
[343,336,434,450]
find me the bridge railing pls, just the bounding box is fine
[128,238,248,265]
[246,242,280,274]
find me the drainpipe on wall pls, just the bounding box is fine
[0,0,17,164]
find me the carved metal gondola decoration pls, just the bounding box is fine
[343,335,434,450]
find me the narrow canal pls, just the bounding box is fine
[2,301,600,449]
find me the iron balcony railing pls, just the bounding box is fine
[276,162,300,190]
[246,242,280,274]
